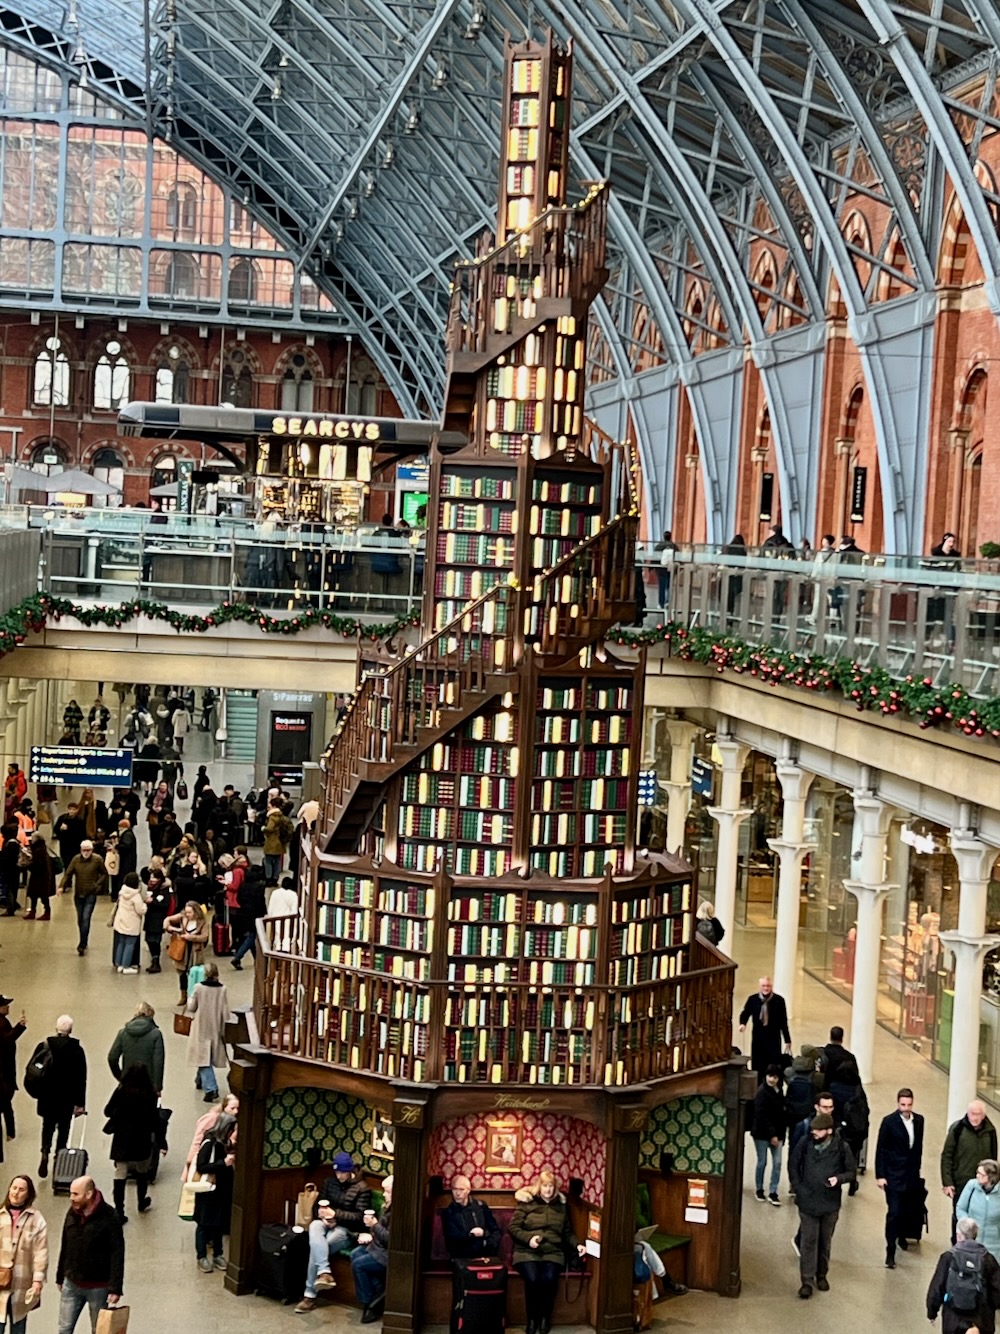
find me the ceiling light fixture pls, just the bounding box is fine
[404,106,420,134]
[381,143,395,168]
[432,64,448,88]
[278,52,289,68]
[364,174,376,197]
[464,2,485,39]
[271,76,282,101]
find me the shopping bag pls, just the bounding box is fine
[296,1183,319,1229]
[173,1012,192,1036]
[179,1173,201,1220]
[95,1307,130,1334]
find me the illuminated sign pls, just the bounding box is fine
[30,745,133,787]
[271,416,381,440]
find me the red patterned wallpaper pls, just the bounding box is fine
[429,1112,606,1206]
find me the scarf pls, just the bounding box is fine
[758,992,770,1026]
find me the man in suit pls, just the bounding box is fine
[738,976,792,1082]
[875,1087,925,1269]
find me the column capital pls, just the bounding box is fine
[767,837,817,866]
[843,878,896,903]
[715,737,749,773]
[665,718,700,750]
[851,790,896,835]
[707,806,752,828]
[774,760,814,805]
[949,830,1000,888]
[939,931,1000,960]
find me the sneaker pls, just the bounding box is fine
[116,967,123,974]
[294,1298,317,1314]
[755,1189,766,1202]
[198,1257,213,1273]
[816,1277,830,1292]
[798,1284,812,1300]
[768,1193,781,1207]
[790,1236,800,1258]
[123,967,139,975]
[315,1273,336,1290]
[213,1255,226,1271]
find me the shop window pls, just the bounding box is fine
[228,258,258,304]
[166,184,198,234]
[155,346,190,404]
[93,339,130,411]
[151,453,177,509]
[281,355,314,412]
[221,349,253,408]
[33,336,69,407]
[164,253,200,299]
[29,439,67,472]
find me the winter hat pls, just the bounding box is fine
[811,1113,834,1131]
[333,1152,355,1171]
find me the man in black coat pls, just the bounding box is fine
[876,1086,925,1269]
[822,1026,856,1087]
[33,1014,87,1180]
[788,1112,856,1299]
[442,1175,501,1259]
[56,1175,125,1326]
[927,1214,1000,1334]
[738,976,792,1082]
[0,994,26,1139]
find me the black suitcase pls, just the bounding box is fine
[53,1116,88,1196]
[452,1259,507,1334]
[257,1223,309,1303]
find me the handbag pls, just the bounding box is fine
[0,1267,11,1289]
[178,1173,201,1221]
[173,1012,192,1036]
[296,1183,319,1229]
[104,847,120,876]
[147,811,159,828]
[95,1306,130,1334]
[176,782,188,801]
[167,933,188,964]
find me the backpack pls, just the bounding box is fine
[843,1092,869,1137]
[946,1248,984,1313]
[784,1074,815,1127]
[23,1041,53,1099]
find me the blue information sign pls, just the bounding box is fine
[691,757,714,797]
[637,770,659,807]
[29,746,134,787]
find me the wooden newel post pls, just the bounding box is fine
[717,1056,754,1297]
[596,1098,648,1334]
[383,1090,431,1332]
[226,1047,272,1295]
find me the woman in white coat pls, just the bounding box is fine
[112,872,147,974]
[186,962,230,1104]
[172,704,190,755]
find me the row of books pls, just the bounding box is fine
[531,479,601,505]
[533,776,629,808]
[528,505,600,538]
[534,747,629,777]
[485,396,544,435]
[439,501,516,533]
[436,533,515,565]
[609,952,684,986]
[613,884,691,921]
[523,923,597,959]
[529,812,628,845]
[529,848,624,878]
[610,917,686,958]
[536,716,631,745]
[402,772,515,810]
[433,568,506,599]
[439,472,515,500]
[537,683,634,712]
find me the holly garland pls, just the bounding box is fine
[613,621,1000,743]
[0,592,420,656]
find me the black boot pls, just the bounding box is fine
[136,1173,151,1213]
[112,1179,128,1225]
[146,958,161,974]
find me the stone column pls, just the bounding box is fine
[767,757,815,1011]
[843,790,896,1085]
[941,829,1000,1125]
[662,718,699,855]
[707,735,750,939]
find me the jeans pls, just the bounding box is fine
[2,1311,26,1334]
[41,1109,72,1156]
[798,1210,839,1285]
[233,931,257,964]
[657,570,670,608]
[196,1224,224,1260]
[112,932,139,968]
[753,1138,783,1195]
[637,1240,665,1278]
[263,853,282,882]
[75,896,97,949]
[198,1065,218,1095]
[305,1220,352,1297]
[57,1279,110,1334]
[350,1247,387,1307]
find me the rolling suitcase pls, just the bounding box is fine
[452,1259,507,1334]
[257,1221,309,1303]
[213,905,232,957]
[53,1115,88,1195]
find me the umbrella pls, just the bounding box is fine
[149,480,180,498]
[6,465,52,495]
[42,469,121,497]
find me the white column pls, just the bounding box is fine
[663,719,698,855]
[768,756,815,1011]
[844,790,896,1085]
[941,829,1000,1125]
[707,734,750,939]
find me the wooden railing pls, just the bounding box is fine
[253,916,735,1087]
[524,510,639,653]
[446,185,609,361]
[321,581,515,834]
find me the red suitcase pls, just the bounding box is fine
[213,906,233,957]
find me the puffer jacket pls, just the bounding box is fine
[112,884,147,937]
[957,1179,1000,1261]
[312,1171,372,1235]
[509,1189,579,1267]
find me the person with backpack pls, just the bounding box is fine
[230,862,267,970]
[27,1015,87,1181]
[943,1102,999,1242]
[788,1112,855,1299]
[828,1059,869,1189]
[927,1214,1000,1333]
[784,1058,819,1142]
[956,1160,1000,1261]
[262,801,294,883]
[750,1064,786,1205]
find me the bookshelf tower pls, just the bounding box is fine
[240,33,741,1334]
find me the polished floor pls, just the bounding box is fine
[6,732,952,1332]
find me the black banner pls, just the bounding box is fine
[850,466,867,523]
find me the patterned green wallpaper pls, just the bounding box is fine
[263,1087,390,1172]
[638,1095,727,1175]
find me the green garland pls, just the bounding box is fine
[613,620,1000,742]
[0,593,420,654]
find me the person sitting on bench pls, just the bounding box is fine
[442,1174,501,1260]
[294,1151,372,1314]
[510,1169,586,1334]
[352,1176,392,1325]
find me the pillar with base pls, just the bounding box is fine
[707,734,750,939]
[844,789,895,1086]
[767,756,815,1010]
[662,719,699,856]
[595,1098,649,1334]
[942,827,1000,1124]
[383,1091,430,1334]
[225,1048,273,1294]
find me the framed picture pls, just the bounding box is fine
[485,1120,522,1173]
[371,1115,395,1158]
